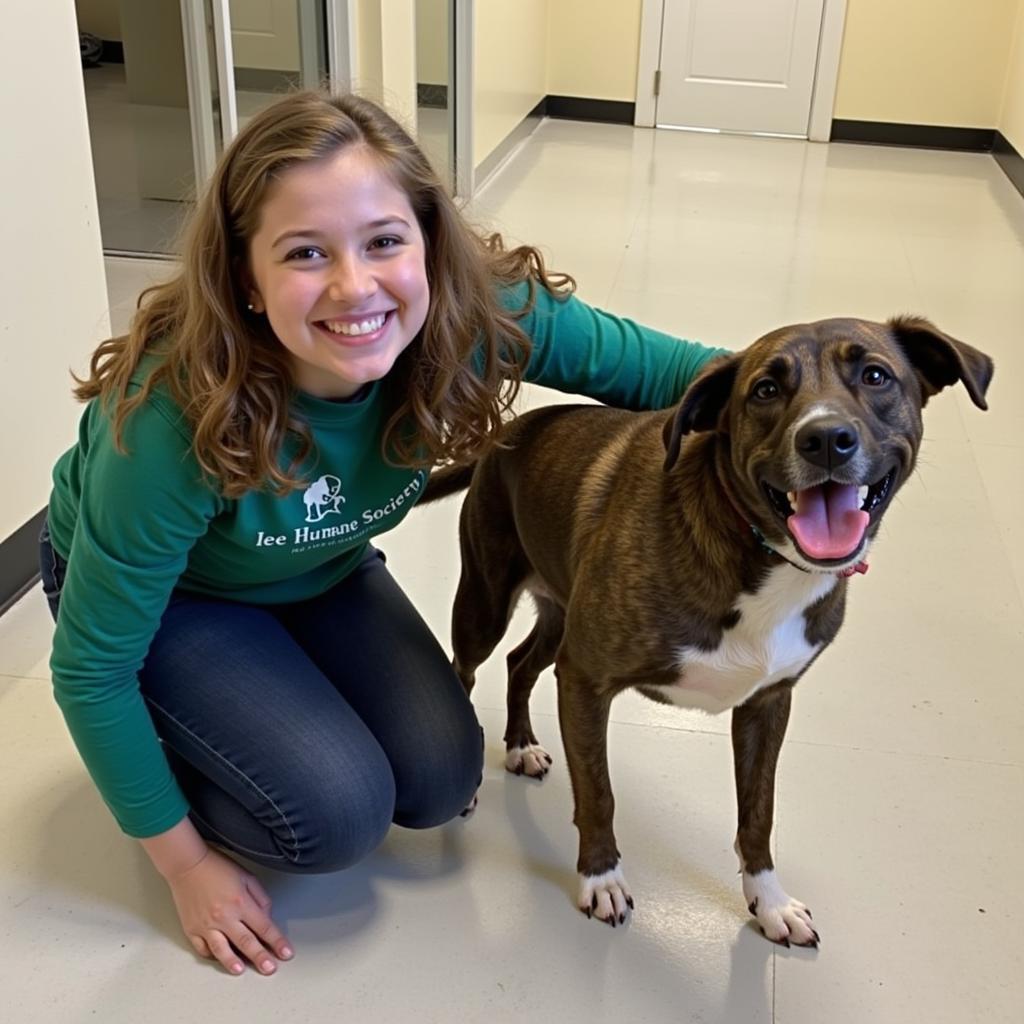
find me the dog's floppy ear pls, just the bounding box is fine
[887,315,994,410]
[663,355,740,471]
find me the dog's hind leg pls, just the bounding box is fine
[732,685,819,949]
[503,596,563,778]
[450,484,529,697]
[557,659,632,926]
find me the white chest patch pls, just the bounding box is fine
[652,566,838,714]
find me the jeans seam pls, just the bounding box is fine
[144,696,300,862]
[189,807,288,861]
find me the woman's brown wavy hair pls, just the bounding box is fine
[75,90,574,497]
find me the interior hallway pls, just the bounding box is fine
[2,118,1022,1022]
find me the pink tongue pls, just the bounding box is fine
[786,484,870,560]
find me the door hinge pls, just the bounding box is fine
[654,69,661,96]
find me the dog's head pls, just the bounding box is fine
[663,317,994,573]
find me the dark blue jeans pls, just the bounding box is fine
[39,522,482,873]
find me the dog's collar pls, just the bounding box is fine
[749,523,869,578]
[716,474,869,578]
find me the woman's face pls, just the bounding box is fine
[247,146,430,399]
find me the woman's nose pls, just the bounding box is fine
[328,255,376,303]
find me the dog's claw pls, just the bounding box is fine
[626,896,634,910]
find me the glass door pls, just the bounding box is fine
[78,0,333,257]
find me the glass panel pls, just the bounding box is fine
[229,0,329,133]
[78,0,202,255]
[415,0,452,189]
[77,1,330,256]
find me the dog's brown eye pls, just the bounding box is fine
[752,379,779,401]
[862,365,890,386]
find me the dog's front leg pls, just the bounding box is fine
[732,685,819,948]
[557,661,633,926]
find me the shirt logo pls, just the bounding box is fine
[303,474,346,523]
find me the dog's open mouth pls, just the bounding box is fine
[761,468,896,561]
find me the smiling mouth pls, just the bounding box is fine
[316,310,394,340]
[760,467,897,562]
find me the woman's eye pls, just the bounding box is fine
[370,236,402,251]
[752,378,779,401]
[285,247,324,261]
[862,365,891,386]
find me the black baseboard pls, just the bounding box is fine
[993,130,1024,200]
[830,119,1024,200]
[542,95,636,125]
[830,119,996,152]
[0,509,45,617]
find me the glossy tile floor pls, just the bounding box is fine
[3,120,1023,1022]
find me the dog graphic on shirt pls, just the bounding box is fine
[303,475,345,523]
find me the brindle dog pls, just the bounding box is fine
[421,317,993,946]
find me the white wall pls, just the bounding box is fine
[0,6,109,540]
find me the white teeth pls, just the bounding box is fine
[323,313,387,336]
[858,485,869,508]
[787,491,797,507]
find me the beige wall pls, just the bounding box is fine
[474,0,548,167]
[75,0,121,40]
[1,5,109,539]
[834,0,1018,127]
[547,0,643,101]
[353,0,418,131]
[416,0,448,85]
[1001,1,1024,150]
[229,0,300,72]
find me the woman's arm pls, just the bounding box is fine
[505,282,731,408]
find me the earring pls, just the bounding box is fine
[246,302,255,311]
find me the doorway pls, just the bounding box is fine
[634,0,848,141]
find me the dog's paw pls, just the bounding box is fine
[578,865,634,927]
[504,744,553,779]
[743,870,819,948]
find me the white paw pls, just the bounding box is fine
[578,864,634,926]
[743,870,819,947]
[504,744,552,778]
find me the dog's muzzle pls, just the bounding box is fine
[757,413,898,563]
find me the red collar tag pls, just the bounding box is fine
[839,561,869,578]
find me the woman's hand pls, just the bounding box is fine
[166,847,293,976]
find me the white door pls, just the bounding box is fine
[655,0,826,136]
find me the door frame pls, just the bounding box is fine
[634,0,848,142]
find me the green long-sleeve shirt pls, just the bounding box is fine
[47,282,727,838]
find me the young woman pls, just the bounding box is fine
[41,91,726,977]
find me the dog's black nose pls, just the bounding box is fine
[795,417,859,470]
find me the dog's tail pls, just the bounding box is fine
[419,463,476,506]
